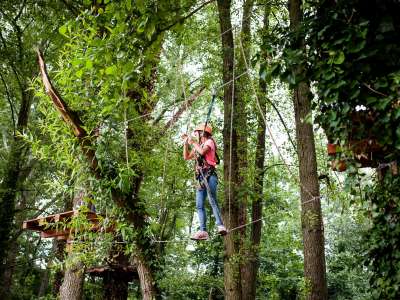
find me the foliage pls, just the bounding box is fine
[306,0,400,156]
[364,173,400,299]
[304,1,400,299]
[324,204,372,300]
[0,0,387,298]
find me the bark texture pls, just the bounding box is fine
[217,1,242,298]
[240,6,270,299]
[289,0,328,299]
[0,85,31,298]
[53,197,73,295]
[59,262,85,300]
[103,272,129,300]
[134,256,156,300]
[101,244,133,300]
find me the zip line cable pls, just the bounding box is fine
[228,28,236,231]
[152,13,323,245]
[123,70,249,125]
[125,6,322,244]
[122,8,254,125]
[237,36,321,207]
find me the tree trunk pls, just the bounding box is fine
[217,1,242,299]
[101,241,131,300]
[60,261,85,300]
[52,195,74,295]
[103,272,129,300]
[134,256,157,300]
[0,86,31,296]
[38,50,160,299]
[240,5,270,300]
[289,1,328,299]
[236,0,254,298]
[0,175,34,299]
[1,238,19,300]
[38,269,50,298]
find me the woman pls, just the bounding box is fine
[183,123,227,240]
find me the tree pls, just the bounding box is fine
[306,0,400,298]
[35,1,207,298]
[288,0,328,299]
[240,4,270,299]
[216,0,243,298]
[0,2,35,294]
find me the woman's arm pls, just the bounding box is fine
[183,137,195,160]
[190,140,210,156]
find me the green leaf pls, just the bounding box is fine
[76,69,83,78]
[394,109,400,120]
[126,0,132,10]
[334,52,345,65]
[137,17,148,34]
[105,65,117,75]
[59,25,68,37]
[86,60,93,69]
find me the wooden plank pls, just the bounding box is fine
[23,210,112,238]
[41,229,70,238]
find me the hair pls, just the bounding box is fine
[195,130,211,141]
[202,131,211,138]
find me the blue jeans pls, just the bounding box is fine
[196,174,224,231]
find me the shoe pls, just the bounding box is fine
[217,225,227,236]
[191,231,209,241]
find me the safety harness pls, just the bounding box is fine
[194,93,219,189]
[195,139,218,189]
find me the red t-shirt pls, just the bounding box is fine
[202,139,217,167]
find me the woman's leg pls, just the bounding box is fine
[196,188,207,231]
[207,175,224,226]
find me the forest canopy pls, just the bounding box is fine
[0,0,399,299]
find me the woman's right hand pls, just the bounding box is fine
[181,133,188,144]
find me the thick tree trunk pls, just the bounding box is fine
[240,6,270,300]
[52,196,73,295]
[235,0,255,298]
[1,238,19,300]
[217,1,242,299]
[0,87,31,297]
[134,256,156,300]
[38,269,50,297]
[236,0,252,250]
[103,273,129,300]
[60,261,85,300]
[289,1,328,299]
[101,242,131,300]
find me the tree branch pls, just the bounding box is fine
[164,86,206,130]
[13,0,27,23]
[265,96,297,150]
[36,49,100,177]
[0,73,16,136]
[362,82,388,97]
[158,0,215,34]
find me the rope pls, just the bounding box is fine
[179,53,192,133]
[124,108,129,168]
[237,36,321,207]
[228,29,236,230]
[205,93,216,126]
[121,7,253,126]
[151,215,268,244]
[227,216,266,233]
[122,71,249,125]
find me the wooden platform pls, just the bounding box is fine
[327,139,385,172]
[23,210,103,239]
[87,264,138,281]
